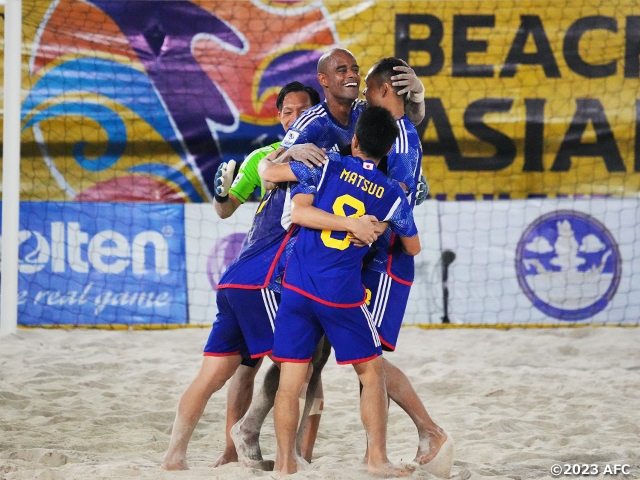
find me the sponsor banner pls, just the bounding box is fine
[184,203,254,325]
[184,201,442,325]
[439,198,640,324]
[7,0,640,203]
[0,202,188,325]
[340,0,640,198]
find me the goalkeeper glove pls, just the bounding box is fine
[415,173,429,206]
[214,160,237,203]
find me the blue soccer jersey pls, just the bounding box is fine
[218,185,296,292]
[283,153,418,307]
[281,100,367,153]
[365,116,423,284]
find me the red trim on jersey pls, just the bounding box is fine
[386,233,414,286]
[217,283,262,290]
[379,335,396,351]
[203,351,240,357]
[250,349,273,359]
[271,355,313,363]
[336,352,379,365]
[282,278,367,308]
[217,226,296,290]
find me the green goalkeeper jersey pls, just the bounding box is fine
[228,141,281,202]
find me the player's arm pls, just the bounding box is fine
[265,143,328,168]
[399,234,421,256]
[291,193,379,246]
[258,158,298,183]
[392,64,425,126]
[386,186,421,255]
[213,159,244,219]
[214,193,243,219]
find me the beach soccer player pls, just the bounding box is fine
[362,57,454,477]
[209,81,322,467]
[260,106,420,478]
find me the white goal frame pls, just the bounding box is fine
[1,0,23,337]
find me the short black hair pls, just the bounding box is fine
[354,106,399,160]
[276,81,321,112]
[367,57,407,96]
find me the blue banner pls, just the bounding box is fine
[1,202,188,326]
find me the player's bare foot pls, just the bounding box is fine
[277,454,309,478]
[212,447,238,467]
[160,454,188,471]
[367,460,412,477]
[420,431,455,478]
[231,420,270,468]
[414,428,448,465]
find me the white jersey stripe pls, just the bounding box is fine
[396,119,408,154]
[382,197,402,222]
[377,275,392,328]
[290,106,326,131]
[372,273,392,328]
[261,288,277,331]
[361,305,381,347]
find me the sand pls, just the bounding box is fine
[0,326,639,480]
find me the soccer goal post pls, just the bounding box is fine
[1,0,23,337]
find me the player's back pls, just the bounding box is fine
[283,154,415,307]
[218,185,295,290]
[281,100,366,153]
[365,115,423,283]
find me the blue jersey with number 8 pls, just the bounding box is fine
[284,153,417,307]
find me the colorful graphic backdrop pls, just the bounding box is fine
[3,0,639,201]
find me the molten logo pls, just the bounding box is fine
[16,222,170,275]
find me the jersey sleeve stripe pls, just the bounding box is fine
[396,119,408,154]
[382,197,402,222]
[315,159,332,192]
[290,105,325,131]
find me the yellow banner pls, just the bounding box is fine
[2,0,639,200]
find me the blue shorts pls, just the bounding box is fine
[362,269,411,351]
[203,288,280,364]
[272,288,381,365]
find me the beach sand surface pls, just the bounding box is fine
[0,326,639,480]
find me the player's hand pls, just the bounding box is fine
[391,64,424,103]
[347,215,379,247]
[214,160,237,198]
[287,143,328,168]
[415,174,429,206]
[373,221,389,236]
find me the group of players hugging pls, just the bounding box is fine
[161,48,455,479]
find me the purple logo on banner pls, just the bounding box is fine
[2,202,188,326]
[207,233,247,290]
[515,210,621,321]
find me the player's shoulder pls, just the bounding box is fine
[374,168,406,194]
[394,115,420,154]
[244,141,280,162]
[290,103,328,131]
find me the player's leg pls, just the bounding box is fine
[271,289,324,477]
[297,335,331,462]
[231,361,280,469]
[383,358,453,476]
[230,287,281,468]
[213,358,263,467]
[320,303,410,477]
[162,354,242,470]
[274,361,310,477]
[364,269,453,476]
[208,287,276,468]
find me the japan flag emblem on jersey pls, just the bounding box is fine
[363,162,374,170]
